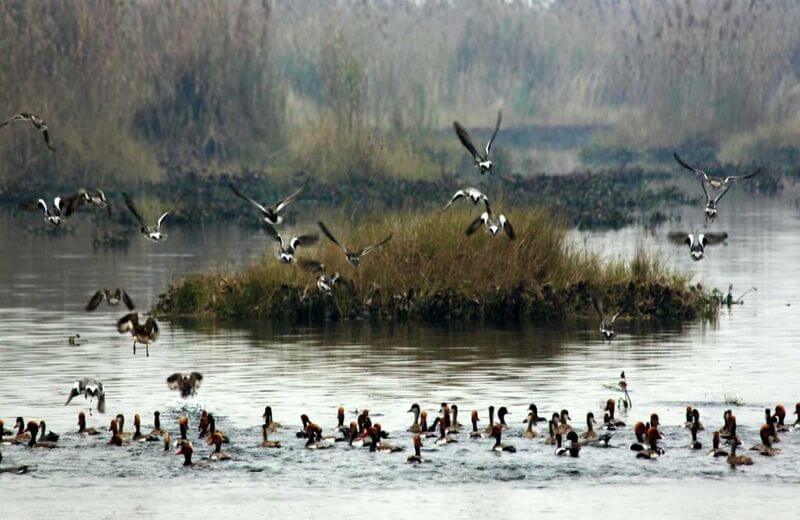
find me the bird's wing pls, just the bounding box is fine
[611,300,630,322]
[97,393,106,414]
[0,113,26,127]
[291,233,319,249]
[673,152,709,181]
[318,221,349,254]
[724,168,762,183]
[190,372,203,389]
[262,222,283,245]
[35,198,48,214]
[42,128,55,151]
[275,185,304,213]
[441,190,466,212]
[699,177,711,203]
[466,214,484,236]
[361,233,393,257]
[591,296,607,322]
[485,110,502,157]
[121,291,135,310]
[499,214,515,240]
[713,184,733,205]
[166,373,182,390]
[298,258,325,275]
[116,312,138,333]
[122,193,148,228]
[702,232,728,246]
[228,183,268,214]
[61,193,84,217]
[145,317,159,339]
[667,232,690,245]
[86,290,104,311]
[156,210,171,230]
[453,121,482,161]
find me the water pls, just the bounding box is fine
[2,189,800,518]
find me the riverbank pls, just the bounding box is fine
[154,209,719,324]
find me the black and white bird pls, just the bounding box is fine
[64,378,106,415]
[24,194,82,227]
[453,111,502,175]
[318,221,393,267]
[668,232,728,261]
[86,289,135,312]
[123,193,171,242]
[465,202,515,239]
[262,223,318,264]
[299,259,345,294]
[116,312,159,357]
[673,152,761,192]
[76,189,111,217]
[440,188,490,212]
[229,182,303,226]
[697,178,732,222]
[591,296,629,342]
[166,372,203,398]
[0,112,55,151]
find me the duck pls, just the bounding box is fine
[469,410,483,439]
[22,422,56,449]
[65,378,106,415]
[260,424,281,448]
[132,414,147,442]
[406,434,424,464]
[522,412,539,439]
[683,406,694,428]
[690,409,704,431]
[465,202,515,239]
[162,433,171,452]
[452,110,502,175]
[496,406,511,430]
[565,431,581,457]
[0,420,16,445]
[440,188,490,212]
[86,289,135,312]
[207,414,229,443]
[554,433,568,456]
[544,418,557,445]
[617,371,632,408]
[636,427,664,459]
[556,409,573,435]
[580,412,600,441]
[726,415,744,447]
[673,152,761,193]
[668,231,728,261]
[122,193,171,242]
[727,441,754,467]
[0,111,55,150]
[304,424,333,450]
[148,411,165,439]
[262,406,281,432]
[296,414,312,438]
[604,399,626,427]
[773,405,789,432]
[407,403,422,433]
[708,431,728,457]
[0,451,31,474]
[483,406,496,435]
[116,312,159,356]
[334,407,347,434]
[347,422,365,448]
[750,424,780,457]
[419,411,437,438]
[526,404,548,425]
[434,417,457,446]
[718,410,734,440]
[689,421,703,450]
[115,414,133,442]
[763,408,779,443]
[450,405,464,432]
[207,432,231,461]
[24,195,81,227]
[262,222,318,264]
[298,259,345,294]
[228,182,304,227]
[591,297,629,342]
[74,188,111,216]
[37,421,59,443]
[371,424,403,453]
[68,334,82,346]
[630,421,647,451]
[489,424,516,453]
[177,416,190,444]
[176,441,208,468]
[198,410,210,438]
[13,418,30,443]
[318,221,393,267]
[166,372,203,398]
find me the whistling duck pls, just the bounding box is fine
[727,442,753,467]
[489,425,516,453]
[450,405,464,432]
[556,410,573,435]
[435,417,457,445]
[465,202,515,239]
[123,193,171,242]
[176,441,207,467]
[483,406,496,435]
[37,421,59,443]
[132,414,147,442]
[522,412,539,439]
[581,412,614,447]
[176,416,189,444]
[0,419,12,437]
[496,407,511,430]
[21,422,56,449]
[689,421,702,450]
[690,409,704,431]
[116,312,159,356]
[75,188,110,216]
[565,431,581,457]
[718,410,734,440]
[296,414,311,438]
[419,411,437,439]
[333,406,347,434]
[469,410,482,439]
[166,372,203,398]
[0,451,30,474]
[453,110,502,175]
[298,259,345,294]
[304,424,332,450]
[750,425,780,457]
[527,404,548,424]
[708,431,728,457]
[207,432,231,461]
[636,427,664,459]
[228,182,304,227]
[260,424,281,448]
[148,411,165,438]
[0,420,16,445]
[371,424,403,453]
[554,433,568,456]
[668,232,728,261]
[407,434,424,463]
[318,221,392,268]
[13,418,30,443]
[545,415,560,444]
[604,400,625,427]
[198,411,210,438]
[86,289,134,312]
[263,406,281,432]
[0,112,55,150]
[65,378,106,414]
[347,422,365,448]
[683,406,694,428]
[162,433,171,452]
[408,403,423,433]
[774,405,789,432]
[440,188,490,212]
[630,421,647,451]
[207,414,229,443]
[262,222,318,264]
[763,409,779,443]
[591,297,629,342]
[114,414,133,442]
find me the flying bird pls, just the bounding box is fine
[123,193,171,242]
[166,372,203,398]
[86,289,135,311]
[318,221,392,267]
[668,232,728,261]
[75,189,111,217]
[0,112,55,151]
[22,193,83,227]
[262,223,318,264]
[591,296,629,342]
[65,378,106,415]
[116,312,159,357]
[465,202,515,239]
[453,110,502,175]
[229,182,303,226]
[673,152,762,192]
[298,259,345,294]
[440,188,490,213]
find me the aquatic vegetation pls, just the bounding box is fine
[155,209,718,324]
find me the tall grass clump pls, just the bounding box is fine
[156,209,717,323]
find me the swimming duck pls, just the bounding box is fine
[556,409,573,434]
[198,410,210,438]
[419,411,437,438]
[116,312,159,356]
[434,417,457,445]
[727,441,753,467]
[262,222,318,264]
[318,221,393,268]
[262,406,281,432]
[668,231,728,261]
[0,451,30,474]
[440,188,490,212]
[469,410,482,439]
[453,110,502,175]
[407,434,424,464]
[166,372,203,398]
[489,424,516,453]
[407,403,422,433]
[115,414,133,442]
[465,202,515,239]
[0,111,55,150]
[774,405,789,432]
[346,422,365,448]
[13,418,30,443]
[207,432,231,461]
[122,193,171,242]
[750,424,779,457]
[177,416,190,443]
[304,424,332,450]
[544,418,557,445]
[554,433,568,456]
[371,424,403,453]
[522,412,539,439]
[617,371,632,408]
[148,411,165,439]
[228,182,304,227]
[0,420,16,445]
[635,427,664,459]
[579,413,614,447]
[673,152,761,194]
[65,378,106,415]
[260,424,281,448]
[604,399,626,427]
[689,421,702,450]
[683,406,694,428]
[718,410,734,440]
[630,421,647,451]
[450,405,464,432]
[527,404,548,424]
[163,433,171,452]
[565,431,581,457]
[68,334,82,346]
[496,406,511,430]
[690,409,704,431]
[580,412,599,441]
[483,406,496,435]
[131,414,148,442]
[708,431,728,457]
[86,289,135,312]
[22,422,56,449]
[296,414,311,438]
[207,414,228,443]
[298,259,345,294]
[591,297,629,342]
[37,421,59,443]
[334,407,347,434]
[176,441,208,467]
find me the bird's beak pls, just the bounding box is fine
[65,389,78,406]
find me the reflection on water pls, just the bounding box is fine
[2,190,800,515]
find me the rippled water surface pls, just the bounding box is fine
[2,191,800,518]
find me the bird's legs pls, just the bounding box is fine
[133,341,137,355]
[146,343,149,357]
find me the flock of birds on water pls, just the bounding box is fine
[0,110,773,475]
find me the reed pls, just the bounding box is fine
[156,209,717,323]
